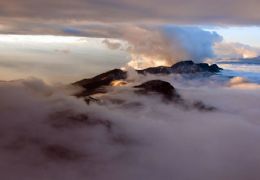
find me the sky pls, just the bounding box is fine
[0,0,260,82]
[205,26,260,47]
[0,35,128,82]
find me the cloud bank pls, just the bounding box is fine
[97,26,222,69]
[1,75,260,180]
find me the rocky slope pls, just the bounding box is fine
[72,61,218,111]
[134,80,181,100]
[73,60,223,97]
[73,69,127,96]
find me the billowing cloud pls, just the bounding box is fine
[55,25,222,69]
[123,26,222,69]
[0,24,223,69]
[163,26,223,61]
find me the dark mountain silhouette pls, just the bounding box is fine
[73,69,127,97]
[134,80,181,100]
[72,61,223,99]
[137,60,222,74]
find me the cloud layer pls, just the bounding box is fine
[1,0,260,28]
[1,75,260,180]
[0,0,260,38]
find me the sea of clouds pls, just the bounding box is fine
[0,72,260,180]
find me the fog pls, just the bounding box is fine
[0,73,260,180]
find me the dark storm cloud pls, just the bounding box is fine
[0,0,260,35]
[0,0,260,24]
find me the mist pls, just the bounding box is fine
[0,74,260,180]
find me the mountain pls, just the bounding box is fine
[73,69,127,96]
[72,62,217,111]
[134,80,181,100]
[137,60,222,74]
[72,60,223,97]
